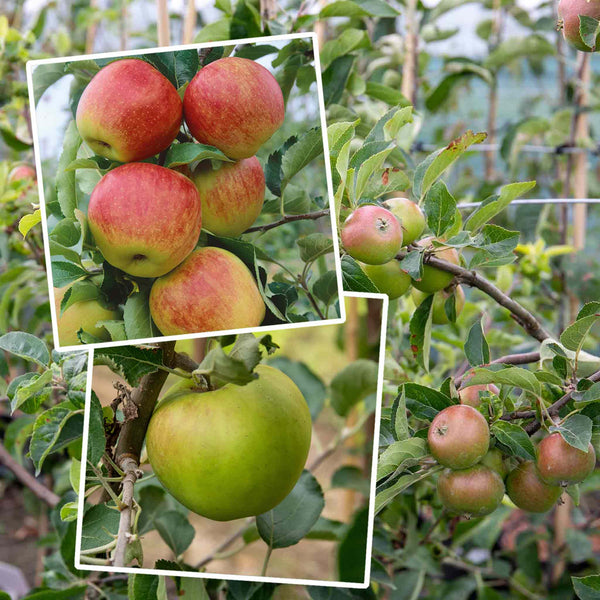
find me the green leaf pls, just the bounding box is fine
[330,359,378,416]
[580,15,600,50]
[403,383,454,420]
[123,289,153,340]
[154,511,195,556]
[391,388,410,441]
[550,414,593,452]
[0,331,50,366]
[194,18,232,43]
[128,574,161,600]
[424,181,456,237]
[362,167,410,200]
[32,62,67,105]
[87,392,106,466]
[281,127,323,193]
[30,404,84,474]
[164,143,233,167]
[484,35,555,70]
[81,504,120,552]
[355,147,394,201]
[413,131,487,200]
[11,369,53,412]
[320,0,399,18]
[465,318,490,367]
[256,470,324,548]
[466,366,541,397]
[94,346,163,386]
[408,296,433,372]
[561,314,600,354]
[312,271,339,308]
[572,574,600,600]
[51,261,88,288]
[465,181,536,232]
[18,209,42,238]
[490,421,536,460]
[322,55,355,106]
[377,438,428,480]
[341,256,379,293]
[56,121,83,219]
[142,49,199,88]
[331,466,370,495]
[297,233,334,263]
[337,508,368,583]
[365,81,410,106]
[375,468,441,515]
[319,29,370,71]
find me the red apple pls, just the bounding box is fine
[8,164,36,184]
[88,163,202,278]
[191,156,265,237]
[149,246,266,335]
[76,59,182,162]
[54,286,119,346]
[183,57,285,159]
[341,205,402,265]
[558,0,600,52]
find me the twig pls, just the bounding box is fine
[0,442,59,507]
[244,209,330,233]
[112,457,139,567]
[195,520,253,568]
[172,352,199,373]
[403,248,552,343]
[491,352,540,366]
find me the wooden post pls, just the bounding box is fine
[183,0,196,45]
[485,0,502,180]
[401,0,417,105]
[156,0,170,47]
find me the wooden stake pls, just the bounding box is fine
[401,0,417,105]
[183,0,196,45]
[156,0,170,47]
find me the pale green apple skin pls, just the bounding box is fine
[76,59,182,162]
[360,261,411,299]
[88,163,202,278]
[383,197,426,246]
[54,286,118,346]
[149,246,265,335]
[146,365,312,521]
[183,57,285,159]
[412,285,465,324]
[191,156,265,237]
[412,237,460,293]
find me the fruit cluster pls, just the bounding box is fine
[428,395,596,517]
[56,56,286,344]
[341,199,464,323]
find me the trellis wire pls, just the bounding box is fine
[414,143,599,156]
[457,198,600,209]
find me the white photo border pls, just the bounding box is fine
[26,32,346,352]
[74,291,388,589]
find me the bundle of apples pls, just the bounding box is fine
[56,56,286,343]
[341,200,464,323]
[427,392,596,516]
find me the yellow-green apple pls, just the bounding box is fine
[506,461,562,512]
[191,156,265,237]
[54,286,118,346]
[76,59,182,162]
[458,383,500,408]
[146,364,311,520]
[437,465,505,517]
[558,0,600,51]
[341,205,402,265]
[481,448,508,480]
[412,285,465,324]
[87,163,202,278]
[183,57,284,159]
[412,237,460,293]
[536,432,596,485]
[360,260,411,299]
[149,246,265,335]
[8,164,36,183]
[383,197,426,246]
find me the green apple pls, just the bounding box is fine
[149,246,266,335]
[360,260,411,299]
[191,156,265,237]
[183,57,285,159]
[54,286,118,346]
[341,205,402,265]
[412,285,465,324]
[88,163,202,278]
[146,364,312,520]
[383,197,426,246]
[76,59,182,162]
[412,237,460,293]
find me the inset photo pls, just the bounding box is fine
[75,293,387,586]
[26,33,342,350]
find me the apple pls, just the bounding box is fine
[183,57,285,160]
[411,285,465,324]
[149,246,266,335]
[558,0,600,52]
[8,164,36,184]
[458,383,500,408]
[54,286,118,346]
[88,163,202,278]
[383,197,426,246]
[360,260,411,299]
[506,461,562,513]
[76,59,182,162]
[191,156,265,237]
[146,364,312,520]
[536,432,596,486]
[480,448,508,480]
[341,205,402,265]
[412,237,460,293]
